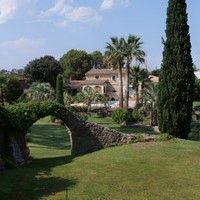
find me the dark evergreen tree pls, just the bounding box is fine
[24,55,63,88]
[56,74,64,105]
[157,0,194,139]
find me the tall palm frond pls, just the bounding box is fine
[105,37,125,108]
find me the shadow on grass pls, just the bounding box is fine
[0,123,76,200]
[110,125,159,135]
[0,155,77,200]
[28,124,71,149]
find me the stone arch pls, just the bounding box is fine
[0,101,136,169]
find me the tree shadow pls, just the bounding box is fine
[0,122,77,200]
[28,124,71,149]
[0,155,77,200]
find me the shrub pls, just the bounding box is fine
[132,111,143,123]
[154,133,174,141]
[112,108,128,124]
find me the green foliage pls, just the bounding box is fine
[18,82,55,102]
[130,66,150,105]
[132,110,143,123]
[188,131,200,141]
[154,133,174,142]
[194,78,200,100]
[0,105,11,128]
[56,74,64,105]
[63,92,74,106]
[151,69,160,76]
[60,49,92,80]
[3,156,16,169]
[5,100,65,131]
[112,108,128,124]
[90,50,104,68]
[189,117,200,141]
[0,75,23,104]
[157,0,194,139]
[24,55,63,88]
[76,86,104,111]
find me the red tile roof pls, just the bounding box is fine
[85,68,126,75]
[82,79,108,85]
[63,80,83,88]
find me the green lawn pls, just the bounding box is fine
[88,116,159,135]
[0,118,200,200]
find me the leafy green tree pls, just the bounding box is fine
[122,34,145,110]
[105,37,125,108]
[157,0,195,139]
[56,74,64,105]
[76,86,104,111]
[151,69,160,77]
[60,49,92,80]
[90,50,104,68]
[0,75,23,104]
[24,55,63,88]
[19,82,55,102]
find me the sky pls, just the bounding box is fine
[0,0,200,71]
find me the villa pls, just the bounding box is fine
[64,68,134,101]
[64,68,158,108]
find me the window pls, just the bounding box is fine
[95,76,99,79]
[112,76,116,81]
[95,86,102,93]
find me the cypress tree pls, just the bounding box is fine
[56,74,64,105]
[157,0,195,139]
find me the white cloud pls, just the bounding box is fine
[0,37,45,48]
[100,0,129,10]
[68,7,102,23]
[39,0,72,18]
[38,0,102,27]
[100,0,114,10]
[0,0,18,24]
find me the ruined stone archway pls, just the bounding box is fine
[0,101,136,169]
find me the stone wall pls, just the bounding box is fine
[57,109,137,155]
[0,135,28,171]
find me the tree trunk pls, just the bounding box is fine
[151,109,158,126]
[135,83,139,106]
[118,66,123,108]
[125,62,130,110]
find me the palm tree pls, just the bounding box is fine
[19,82,55,102]
[130,66,149,105]
[76,86,104,112]
[122,35,145,110]
[63,92,74,107]
[105,37,125,108]
[141,82,158,126]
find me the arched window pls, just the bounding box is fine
[94,86,102,93]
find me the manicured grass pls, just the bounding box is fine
[88,116,158,135]
[0,118,200,199]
